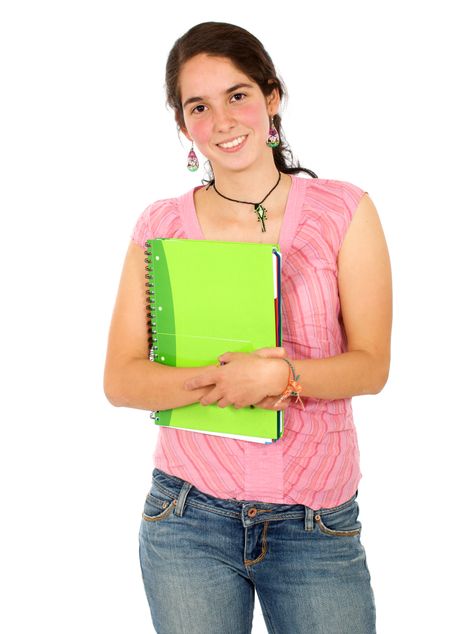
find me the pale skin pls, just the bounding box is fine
[103,54,392,412]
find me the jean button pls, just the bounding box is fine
[248,508,257,518]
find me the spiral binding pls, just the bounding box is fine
[145,239,160,422]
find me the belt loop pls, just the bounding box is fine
[304,505,315,531]
[174,480,193,517]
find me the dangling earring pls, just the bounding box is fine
[187,141,199,172]
[266,116,280,148]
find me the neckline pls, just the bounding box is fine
[180,174,306,254]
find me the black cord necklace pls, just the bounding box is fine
[207,171,282,233]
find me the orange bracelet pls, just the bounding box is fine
[274,358,305,409]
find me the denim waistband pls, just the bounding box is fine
[150,467,358,529]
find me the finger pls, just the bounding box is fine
[217,351,239,364]
[255,397,275,410]
[253,346,286,358]
[217,397,231,409]
[259,397,274,409]
[199,387,222,406]
[184,369,217,390]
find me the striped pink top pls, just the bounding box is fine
[131,175,367,509]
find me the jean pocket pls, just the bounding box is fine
[314,499,361,537]
[141,482,177,522]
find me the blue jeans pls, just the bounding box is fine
[139,468,376,634]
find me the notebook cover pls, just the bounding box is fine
[146,238,283,443]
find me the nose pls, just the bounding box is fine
[213,106,236,133]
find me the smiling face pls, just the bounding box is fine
[179,54,280,176]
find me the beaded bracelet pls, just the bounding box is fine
[274,358,305,409]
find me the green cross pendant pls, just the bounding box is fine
[254,204,267,232]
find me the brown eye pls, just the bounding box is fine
[192,104,207,114]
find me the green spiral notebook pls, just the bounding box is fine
[145,238,283,443]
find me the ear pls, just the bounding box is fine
[180,126,192,143]
[266,83,281,116]
[176,114,192,143]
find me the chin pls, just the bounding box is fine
[212,152,262,174]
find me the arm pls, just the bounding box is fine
[185,193,392,405]
[283,191,392,399]
[103,241,212,410]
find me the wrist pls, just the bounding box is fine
[268,358,291,395]
[273,357,305,410]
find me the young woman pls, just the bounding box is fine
[104,21,392,634]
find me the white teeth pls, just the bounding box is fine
[218,135,246,149]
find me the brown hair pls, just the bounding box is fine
[165,22,317,178]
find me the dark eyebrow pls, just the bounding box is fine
[182,83,254,109]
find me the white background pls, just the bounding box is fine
[1,1,449,632]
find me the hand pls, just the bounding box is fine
[184,347,289,409]
[249,349,290,411]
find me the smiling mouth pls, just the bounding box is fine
[217,135,247,149]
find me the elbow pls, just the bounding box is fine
[103,370,127,408]
[371,361,390,394]
[104,390,122,408]
[104,383,123,408]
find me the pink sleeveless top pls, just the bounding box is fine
[131,176,367,508]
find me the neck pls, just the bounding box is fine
[210,161,281,202]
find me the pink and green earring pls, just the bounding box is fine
[266,116,280,148]
[187,141,199,172]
